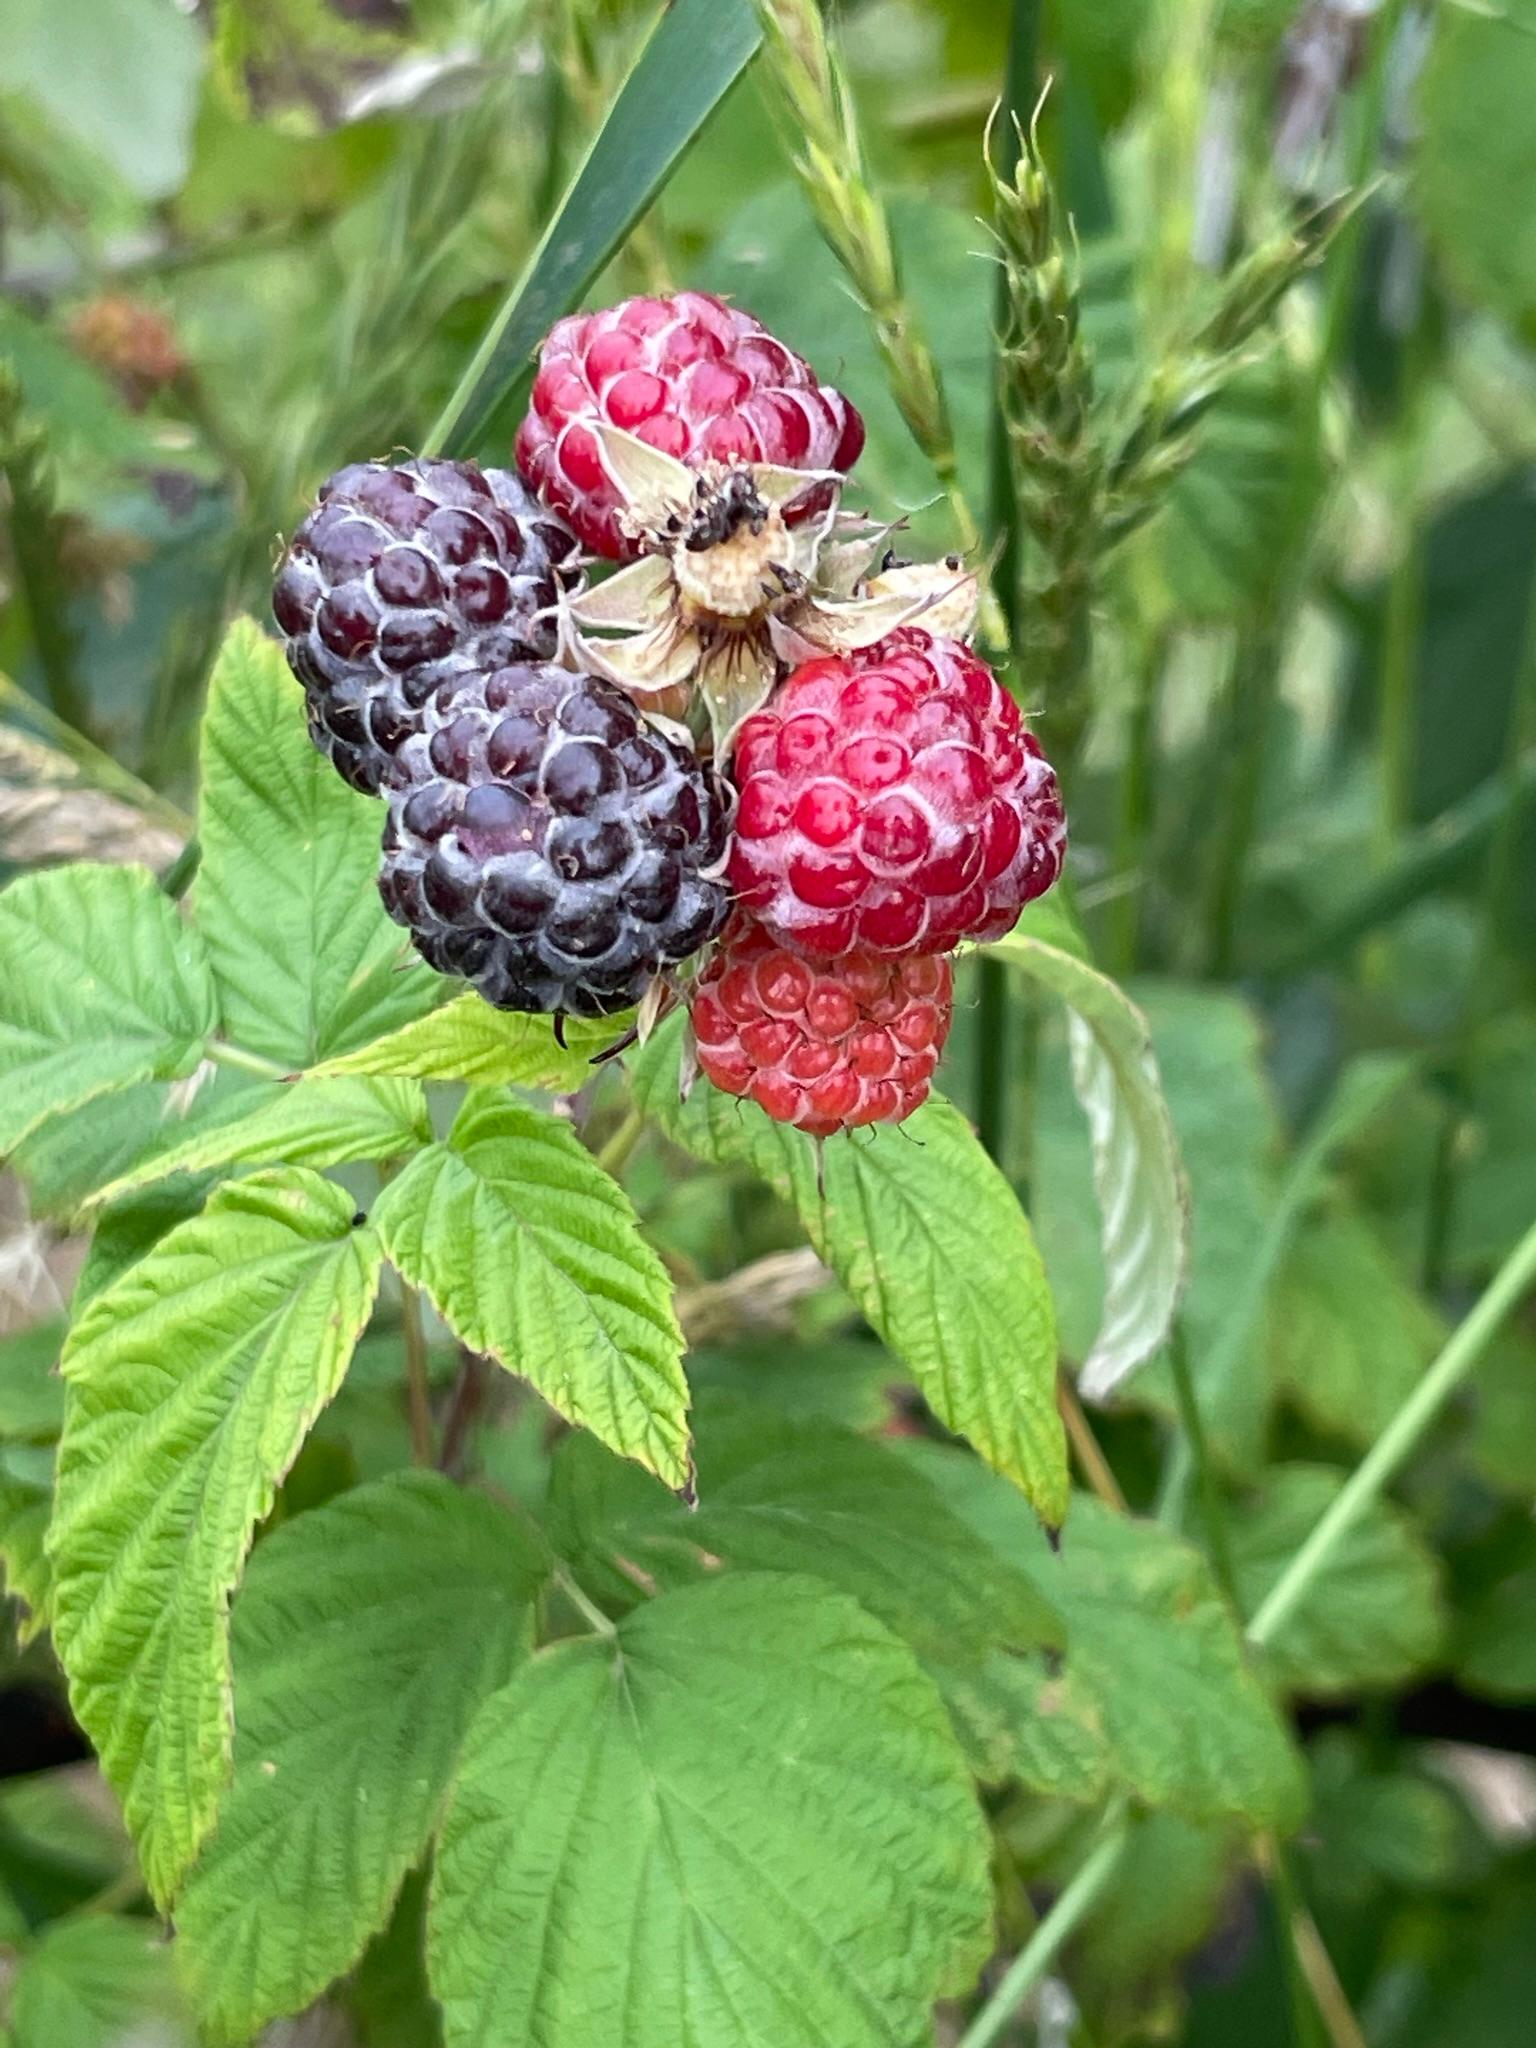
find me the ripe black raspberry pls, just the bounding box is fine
[378,662,730,1017]
[273,459,580,797]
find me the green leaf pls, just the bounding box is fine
[86,1077,431,1210]
[0,1319,64,1442]
[1154,358,1322,620]
[548,1396,1064,1777]
[0,1443,53,1643]
[1303,1730,1470,1906]
[373,1091,690,1489]
[6,0,204,200]
[1230,1464,1446,1696]
[991,934,1189,1400]
[1455,1554,1536,1701]
[313,991,618,1089]
[194,617,439,1068]
[633,1025,1068,1525]
[73,1175,221,1311]
[1417,0,1536,330]
[1034,984,1281,1469]
[8,1915,194,2048]
[437,0,762,453]
[177,1474,548,2045]
[0,864,217,1155]
[428,1575,992,2048]
[48,1169,383,1905]
[1270,1199,1444,1449]
[906,1444,1306,1828]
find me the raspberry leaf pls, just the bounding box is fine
[82,1076,430,1212]
[990,933,1190,1400]
[47,1169,384,1905]
[6,1914,194,2048]
[906,1444,1308,1830]
[194,618,440,1069]
[427,1574,992,2048]
[0,862,217,1154]
[311,992,620,1090]
[176,1474,549,2046]
[632,1022,1068,1526]
[371,1091,690,1490]
[548,1394,1068,1778]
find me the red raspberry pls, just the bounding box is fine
[727,628,1066,957]
[691,920,952,1137]
[515,291,865,561]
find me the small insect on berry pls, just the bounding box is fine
[515,291,865,560]
[728,627,1066,958]
[690,918,952,1137]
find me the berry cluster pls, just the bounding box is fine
[274,457,728,1016]
[274,291,1065,1123]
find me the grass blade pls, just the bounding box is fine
[426,0,761,457]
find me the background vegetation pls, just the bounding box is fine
[2,0,1536,2044]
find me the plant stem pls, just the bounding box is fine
[957,1802,1131,2048]
[1262,1835,1331,2048]
[1109,620,1167,975]
[205,1039,292,1082]
[973,958,1011,1166]
[595,1104,646,1179]
[554,1563,617,1639]
[1205,611,1283,979]
[438,1349,488,1479]
[1248,1214,1536,1651]
[1165,1321,1239,1608]
[1058,1372,1126,1512]
[400,1281,435,1468]
[971,0,1039,1161]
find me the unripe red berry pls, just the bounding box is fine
[727,628,1066,957]
[691,918,952,1136]
[515,291,864,560]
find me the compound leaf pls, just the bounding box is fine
[633,1024,1067,1525]
[549,1395,1064,1778]
[907,1444,1306,1828]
